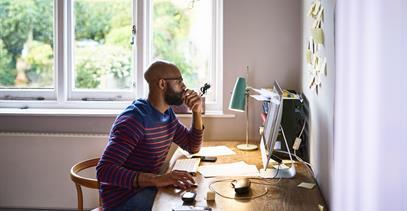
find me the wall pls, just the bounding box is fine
[303,1,407,210]
[0,133,106,209]
[0,0,302,209]
[301,0,335,207]
[334,0,407,210]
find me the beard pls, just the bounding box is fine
[164,85,184,106]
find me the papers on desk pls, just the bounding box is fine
[198,161,260,177]
[180,146,236,158]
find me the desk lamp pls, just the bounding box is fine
[229,67,258,151]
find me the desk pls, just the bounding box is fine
[152,141,327,211]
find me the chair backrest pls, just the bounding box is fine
[70,158,100,211]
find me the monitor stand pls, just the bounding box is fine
[259,164,296,178]
[259,126,296,178]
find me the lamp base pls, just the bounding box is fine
[236,144,258,151]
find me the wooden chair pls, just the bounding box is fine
[70,158,102,211]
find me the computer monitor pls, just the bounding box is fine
[259,81,296,178]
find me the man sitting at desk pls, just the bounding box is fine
[96,61,204,211]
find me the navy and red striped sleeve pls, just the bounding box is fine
[96,114,144,189]
[173,120,203,154]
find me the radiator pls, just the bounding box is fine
[0,132,108,209]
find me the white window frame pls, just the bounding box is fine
[0,0,223,112]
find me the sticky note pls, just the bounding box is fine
[312,1,321,16]
[307,2,315,16]
[313,28,324,44]
[306,49,312,64]
[298,182,316,189]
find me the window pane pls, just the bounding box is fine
[0,0,54,89]
[73,0,133,90]
[152,0,213,98]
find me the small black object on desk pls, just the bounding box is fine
[182,191,197,203]
[191,156,217,162]
[232,178,251,195]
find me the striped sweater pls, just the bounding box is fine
[96,99,203,209]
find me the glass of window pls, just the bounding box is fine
[0,0,54,89]
[73,0,133,91]
[152,0,214,101]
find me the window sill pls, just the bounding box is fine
[0,108,235,118]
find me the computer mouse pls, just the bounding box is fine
[232,178,251,194]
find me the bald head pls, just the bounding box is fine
[144,61,180,86]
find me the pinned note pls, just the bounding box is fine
[306,38,313,64]
[306,49,312,64]
[312,1,321,17]
[307,2,316,16]
[313,28,324,44]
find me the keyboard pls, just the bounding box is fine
[172,158,201,174]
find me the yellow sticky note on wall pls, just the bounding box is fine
[306,50,312,64]
[307,2,315,16]
[312,28,324,44]
[312,1,321,16]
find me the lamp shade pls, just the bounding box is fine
[229,77,247,112]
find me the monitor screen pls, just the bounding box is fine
[260,81,284,168]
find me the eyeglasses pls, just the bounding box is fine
[162,76,183,84]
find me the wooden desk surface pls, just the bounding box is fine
[152,141,327,211]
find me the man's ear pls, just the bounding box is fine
[158,79,166,90]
